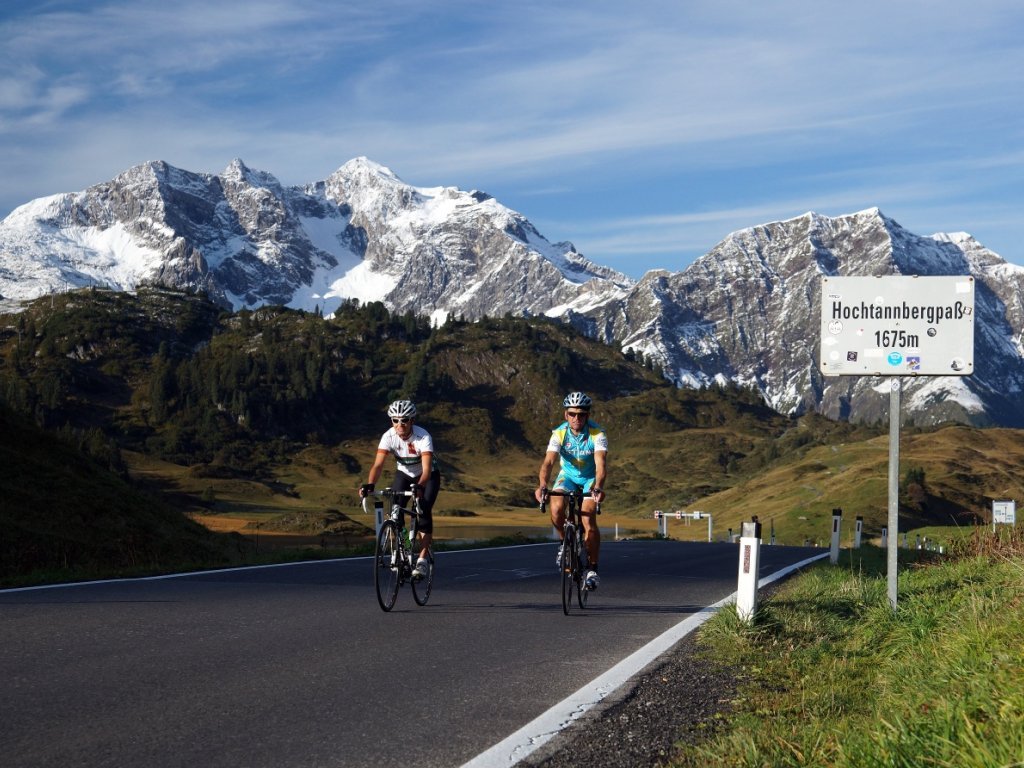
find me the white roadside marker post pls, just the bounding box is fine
[854,515,863,549]
[830,508,842,564]
[736,519,763,623]
[362,495,386,536]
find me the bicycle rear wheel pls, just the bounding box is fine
[412,550,434,606]
[374,520,401,612]
[561,526,576,615]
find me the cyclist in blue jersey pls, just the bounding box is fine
[359,400,439,581]
[535,392,608,590]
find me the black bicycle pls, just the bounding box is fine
[541,489,599,615]
[363,489,434,612]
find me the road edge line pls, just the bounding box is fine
[460,551,829,767]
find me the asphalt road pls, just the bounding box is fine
[1,540,821,768]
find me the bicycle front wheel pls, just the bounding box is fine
[374,521,401,612]
[561,526,576,615]
[577,538,589,609]
[412,551,434,606]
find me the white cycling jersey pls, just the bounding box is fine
[377,425,435,478]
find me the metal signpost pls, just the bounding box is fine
[820,275,975,610]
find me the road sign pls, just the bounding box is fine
[820,276,974,376]
[993,499,1016,525]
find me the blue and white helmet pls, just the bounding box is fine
[562,392,592,409]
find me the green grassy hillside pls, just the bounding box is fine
[689,425,1024,545]
[0,403,244,585]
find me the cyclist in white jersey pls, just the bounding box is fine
[535,392,607,590]
[359,400,439,581]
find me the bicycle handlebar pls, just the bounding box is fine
[364,488,416,498]
[360,488,424,516]
[538,488,601,514]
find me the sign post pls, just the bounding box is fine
[820,275,974,610]
[887,378,901,608]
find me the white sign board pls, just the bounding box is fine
[820,276,975,376]
[993,499,1016,525]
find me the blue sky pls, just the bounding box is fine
[1,1,1022,280]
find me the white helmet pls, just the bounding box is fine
[387,400,417,419]
[562,392,592,409]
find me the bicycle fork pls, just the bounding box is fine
[573,523,591,588]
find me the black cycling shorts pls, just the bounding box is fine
[389,469,440,534]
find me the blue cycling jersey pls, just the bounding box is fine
[545,420,608,489]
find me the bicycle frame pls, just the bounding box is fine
[541,489,599,615]
[363,489,434,612]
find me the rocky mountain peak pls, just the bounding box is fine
[0,157,630,326]
[220,158,283,192]
[322,157,423,220]
[570,207,1024,426]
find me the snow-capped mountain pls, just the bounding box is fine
[0,157,632,323]
[576,208,1024,426]
[2,159,1023,425]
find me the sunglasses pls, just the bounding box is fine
[391,417,412,424]
[566,411,589,418]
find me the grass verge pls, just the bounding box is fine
[674,526,1024,767]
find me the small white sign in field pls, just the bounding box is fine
[993,499,1016,525]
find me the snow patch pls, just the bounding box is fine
[326,261,397,306]
[299,215,357,266]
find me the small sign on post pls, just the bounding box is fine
[993,499,1016,531]
[820,275,975,609]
